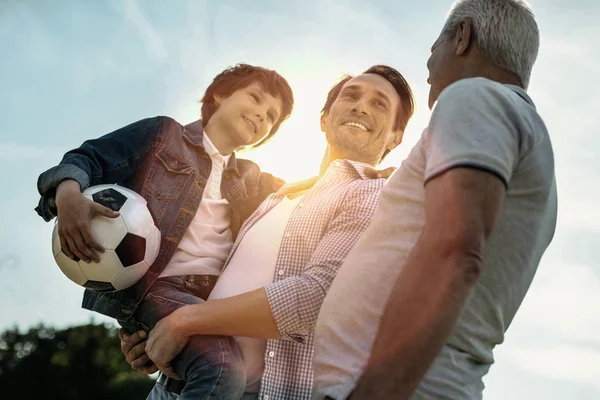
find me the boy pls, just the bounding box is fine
[36,64,294,399]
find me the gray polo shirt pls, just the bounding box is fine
[313,78,558,400]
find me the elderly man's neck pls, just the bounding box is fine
[463,59,524,88]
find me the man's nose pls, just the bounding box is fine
[255,110,265,122]
[351,100,368,115]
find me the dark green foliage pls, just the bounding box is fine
[0,323,155,400]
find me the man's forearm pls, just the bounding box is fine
[173,288,281,339]
[351,238,482,399]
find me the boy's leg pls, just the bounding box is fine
[126,276,246,400]
[169,332,245,399]
[147,384,177,400]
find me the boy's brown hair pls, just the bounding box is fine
[201,64,294,148]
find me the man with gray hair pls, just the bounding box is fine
[313,1,557,399]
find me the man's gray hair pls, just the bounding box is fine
[442,0,539,88]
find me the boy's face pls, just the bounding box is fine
[212,82,284,148]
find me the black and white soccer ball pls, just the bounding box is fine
[52,184,160,292]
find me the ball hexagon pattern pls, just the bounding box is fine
[52,184,160,292]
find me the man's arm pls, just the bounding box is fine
[143,180,383,376]
[171,288,279,338]
[128,288,278,378]
[183,180,382,339]
[351,167,505,399]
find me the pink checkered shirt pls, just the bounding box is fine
[223,159,386,399]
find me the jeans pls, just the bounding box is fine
[120,276,246,400]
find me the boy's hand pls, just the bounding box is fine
[55,179,119,263]
[118,328,158,375]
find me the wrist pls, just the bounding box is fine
[55,179,81,205]
[172,303,206,337]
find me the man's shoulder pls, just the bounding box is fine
[339,160,387,196]
[343,176,386,204]
[434,78,538,132]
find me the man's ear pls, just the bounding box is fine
[213,94,223,106]
[454,18,473,56]
[320,113,327,133]
[387,129,404,151]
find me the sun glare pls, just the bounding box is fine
[241,73,336,182]
[191,70,432,184]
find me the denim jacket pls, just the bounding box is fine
[36,117,284,322]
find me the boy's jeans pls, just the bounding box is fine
[119,276,246,400]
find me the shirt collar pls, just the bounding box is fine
[326,159,374,180]
[278,159,376,196]
[183,119,238,171]
[506,84,536,109]
[203,131,231,165]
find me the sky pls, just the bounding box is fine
[1,0,599,398]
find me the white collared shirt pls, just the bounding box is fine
[209,194,305,391]
[159,133,233,278]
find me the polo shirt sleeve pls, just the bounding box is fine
[424,78,525,186]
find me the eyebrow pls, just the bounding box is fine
[373,90,391,106]
[342,85,361,93]
[250,90,280,120]
[342,84,391,106]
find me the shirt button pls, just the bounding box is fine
[264,396,269,400]
[269,351,275,357]
[284,233,291,238]
[334,161,340,167]
[298,202,304,208]
[278,270,284,276]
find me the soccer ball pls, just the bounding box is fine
[52,184,160,292]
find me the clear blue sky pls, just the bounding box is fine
[1,1,599,398]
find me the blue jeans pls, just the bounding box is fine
[119,276,246,400]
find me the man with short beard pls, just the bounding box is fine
[121,65,415,400]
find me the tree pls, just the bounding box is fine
[0,322,155,400]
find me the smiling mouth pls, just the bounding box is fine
[242,116,257,133]
[343,121,369,132]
